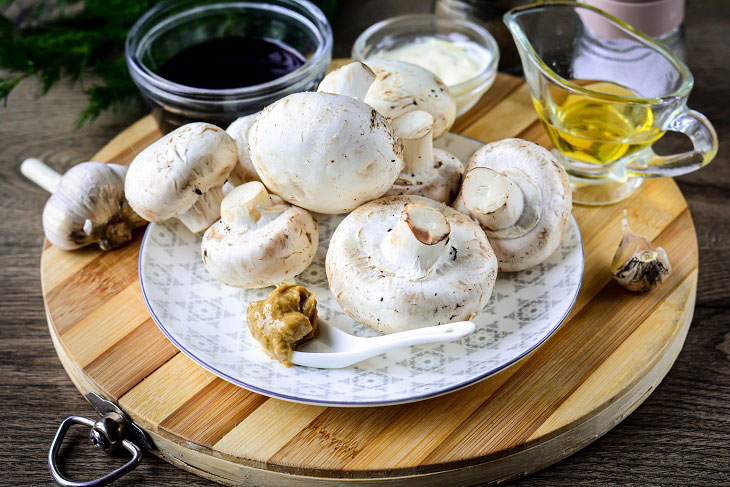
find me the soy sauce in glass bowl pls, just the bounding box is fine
[156,37,306,89]
[125,0,332,131]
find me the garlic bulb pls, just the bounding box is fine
[611,211,671,292]
[22,158,146,250]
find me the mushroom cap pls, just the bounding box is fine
[364,59,456,139]
[453,138,572,271]
[248,92,403,214]
[226,114,261,185]
[201,194,318,288]
[125,122,237,223]
[384,148,463,204]
[317,61,376,100]
[42,162,145,250]
[326,195,497,333]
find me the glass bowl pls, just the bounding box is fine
[352,14,499,117]
[126,0,332,129]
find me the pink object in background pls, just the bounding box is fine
[580,0,685,37]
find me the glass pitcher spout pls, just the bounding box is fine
[502,1,717,205]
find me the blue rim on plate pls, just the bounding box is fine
[138,135,584,408]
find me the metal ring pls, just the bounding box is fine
[49,416,142,487]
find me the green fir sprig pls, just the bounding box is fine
[0,0,162,126]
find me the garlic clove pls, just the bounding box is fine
[611,211,671,293]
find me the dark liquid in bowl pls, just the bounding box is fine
[157,37,306,89]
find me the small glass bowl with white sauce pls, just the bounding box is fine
[352,14,499,117]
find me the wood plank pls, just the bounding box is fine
[270,406,404,470]
[451,74,524,134]
[529,268,698,440]
[120,353,218,428]
[460,84,537,143]
[84,317,179,399]
[93,114,163,165]
[159,379,268,446]
[61,281,149,367]
[516,118,551,147]
[214,399,326,460]
[342,361,523,471]
[45,231,142,335]
[40,244,100,293]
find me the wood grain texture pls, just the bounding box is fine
[1,1,728,485]
[34,70,701,486]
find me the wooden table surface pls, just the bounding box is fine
[0,1,728,485]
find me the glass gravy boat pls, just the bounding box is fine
[504,1,718,205]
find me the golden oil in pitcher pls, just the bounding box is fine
[535,81,664,167]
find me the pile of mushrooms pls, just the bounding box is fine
[202,181,318,288]
[453,139,572,272]
[326,195,497,333]
[23,58,582,341]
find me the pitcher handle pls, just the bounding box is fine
[628,109,719,178]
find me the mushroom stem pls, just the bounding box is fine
[20,158,62,193]
[381,203,450,279]
[390,111,434,175]
[317,62,376,100]
[461,167,525,230]
[220,181,274,229]
[177,186,224,233]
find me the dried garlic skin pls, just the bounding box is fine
[611,211,671,292]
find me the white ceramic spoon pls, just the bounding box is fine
[291,321,476,368]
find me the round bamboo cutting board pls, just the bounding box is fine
[42,73,698,486]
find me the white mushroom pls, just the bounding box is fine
[226,113,261,185]
[201,181,318,288]
[317,61,375,100]
[384,110,463,204]
[363,59,456,139]
[453,138,572,271]
[326,195,497,333]
[20,158,146,250]
[125,122,238,233]
[249,69,403,214]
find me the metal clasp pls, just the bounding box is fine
[49,393,151,486]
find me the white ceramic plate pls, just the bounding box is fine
[139,133,584,407]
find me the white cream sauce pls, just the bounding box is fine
[367,35,491,87]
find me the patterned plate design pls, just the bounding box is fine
[139,134,584,407]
